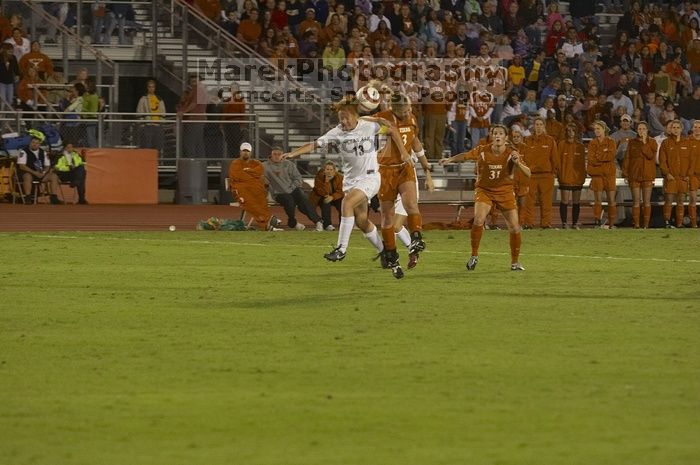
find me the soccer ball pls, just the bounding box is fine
[356,85,381,113]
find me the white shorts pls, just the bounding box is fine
[394,176,420,217]
[344,173,380,200]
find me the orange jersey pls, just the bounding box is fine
[524,134,558,175]
[587,137,617,177]
[376,109,418,166]
[689,137,700,176]
[512,141,529,195]
[622,137,657,182]
[557,140,586,186]
[462,144,519,191]
[659,137,693,178]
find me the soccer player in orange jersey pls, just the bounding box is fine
[587,120,618,228]
[688,120,700,228]
[659,120,692,228]
[439,125,531,271]
[557,124,586,229]
[373,91,430,274]
[622,122,657,228]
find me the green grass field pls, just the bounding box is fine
[1,230,699,465]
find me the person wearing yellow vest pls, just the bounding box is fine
[54,142,88,204]
[136,79,166,155]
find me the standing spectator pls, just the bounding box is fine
[557,124,586,229]
[468,81,493,148]
[18,41,53,79]
[136,79,166,155]
[309,160,344,230]
[610,114,637,167]
[659,120,690,228]
[622,122,657,229]
[82,78,99,147]
[263,147,323,231]
[105,3,131,45]
[220,83,247,156]
[0,43,19,108]
[523,117,559,229]
[587,120,618,228]
[91,1,109,45]
[177,74,207,158]
[4,28,30,61]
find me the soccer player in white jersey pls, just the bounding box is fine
[283,95,409,270]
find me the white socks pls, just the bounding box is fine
[363,224,384,252]
[337,216,355,253]
[396,226,411,248]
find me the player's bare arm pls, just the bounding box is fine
[510,151,531,177]
[413,137,434,191]
[282,141,315,159]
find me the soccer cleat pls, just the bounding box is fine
[325,225,335,231]
[294,223,306,231]
[324,246,346,262]
[315,221,324,232]
[385,250,404,279]
[563,224,571,229]
[266,216,282,231]
[408,231,426,255]
[511,262,525,271]
[573,224,581,230]
[373,251,389,269]
[466,255,478,271]
[407,252,419,269]
[665,221,676,229]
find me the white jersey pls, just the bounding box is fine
[316,119,381,183]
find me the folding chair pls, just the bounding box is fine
[57,180,78,204]
[13,168,51,204]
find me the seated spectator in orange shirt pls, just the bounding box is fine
[237,9,262,47]
[309,161,344,230]
[19,41,53,79]
[17,66,47,111]
[280,26,300,58]
[298,8,322,39]
[228,142,278,231]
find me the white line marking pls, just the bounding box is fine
[13,233,700,264]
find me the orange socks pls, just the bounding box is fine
[593,203,602,222]
[643,206,652,228]
[676,204,685,227]
[470,224,483,256]
[607,204,617,226]
[407,213,422,233]
[381,227,396,251]
[510,232,521,263]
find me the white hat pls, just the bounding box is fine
[240,142,252,152]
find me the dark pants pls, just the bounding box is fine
[56,165,86,201]
[183,122,205,157]
[319,198,342,228]
[140,125,164,155]
[274,187,321,227]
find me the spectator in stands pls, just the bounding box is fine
[136,79,166,155]
[611,114,638,166]
[91,1,109,44]
[607,87,634,117]
[81,78,99,147]
[228,142,279,231]
[478,1,503,35]
[299,7,322,38]
[177,74,207,158]
[271,0,288,30]
[18,41,53,80]
[307,0,329,25]
[0,13,22,42]
[309,160,343,230]
[17,133,61,204]
[322,35,345,72]
[43,2,69,44]
[0,43,19,108]
[220,82,247,156]
[106,3,132,45]
[17,66,45,112]
[263,146,323,231]
[286,0,303,34]
[237,9,262,48]
[54,142,88,204]
[5,28,30,61]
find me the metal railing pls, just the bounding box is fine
[20,0,120,110]
[0,111,260,166]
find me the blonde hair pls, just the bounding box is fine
[592,120,609,134]
[331,95,360,114]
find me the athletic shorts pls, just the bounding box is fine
[664,178,688,194]
[378,164,417,203]
[690,175,699,191]
[589,175,616,193]
[394,176,420,217]
[629,180,654,189]
[344,173,380,200]
[558,184,584,191]
[474,187,517,211]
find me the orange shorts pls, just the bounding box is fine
[378,164,417,202]
[474,187,517,211]
[590,175,616,192]
[689,175,699,191]
[629,180,654,189]
[664,178,688,194]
